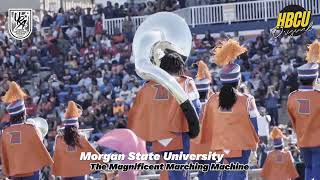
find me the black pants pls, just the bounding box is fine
[267,108,279,126]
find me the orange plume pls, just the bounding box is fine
[196,60,212,81]
[270,127,284,140]
[1,81,27,103]
[306,40,320,63]
[213,39,247,66]
[64,101,82,119]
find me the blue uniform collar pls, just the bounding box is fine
[10,120,25,125]
[298,85,315,91]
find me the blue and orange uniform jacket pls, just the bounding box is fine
[52,134,99,177]
[128,76,200,152]
[0,123,53,177]
[261,149,299,180]
[191,92,259,157]
[287,88,320,148]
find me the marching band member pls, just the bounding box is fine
[261,127,299,180]
[195,39,259,180]
[194,60,212,105]
[52,101,99,180]
[287,40,320,180]
[0,81,53,180]
[129,49,201,180]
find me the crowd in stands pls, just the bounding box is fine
[94,0,264,18]
[0,3,319,177]
[40,0,266,25]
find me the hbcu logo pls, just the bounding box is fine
[271,5,313,38]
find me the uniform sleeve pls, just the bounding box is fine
[186,78,201,115]
[186,78,200,101]
[247,95,260,133]
[192,99,201,116]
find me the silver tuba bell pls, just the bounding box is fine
[133,12,192,104]
[132,12,200,138]
[27,117,48,139]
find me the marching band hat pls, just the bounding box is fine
[63,101,82,126]
[213,39,247,84]
[298,40,320,80]
[270,127,284,148]
[2,81,28,116]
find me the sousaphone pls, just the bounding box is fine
[132,12,199,138]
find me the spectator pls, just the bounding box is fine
[118,84,132,104]
[103,1,114,18]
[257,140,268,168]
[65,25,79,39]
[90,85,101,101]
[25,97,38,117]
[257,107,271,144]
[113,3,122,18]
[95,17,103,42]
[202,30,215,48]
[83,8,95,37]
[55,8,65,26]
[122,16,134,43]
[0,73,10,95]
[78,72,92,87]
[178,0,186,8]
[265,85,280,126]
[65,88,77,102]
[77,86,89,104]
[145,1,156,14]
[281,57,293,74]
[113,97,125,116]
[57,32,71,56]
[164,0,178,11]
[41,11,53,27]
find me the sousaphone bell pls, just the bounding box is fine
[132,12,199,138]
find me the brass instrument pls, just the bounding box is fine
[132,12,199,138]
[27,117,48,139]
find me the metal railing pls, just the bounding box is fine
[103,0,320,35]
[43,0,92,12]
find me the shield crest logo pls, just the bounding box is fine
[8,9,32,40]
